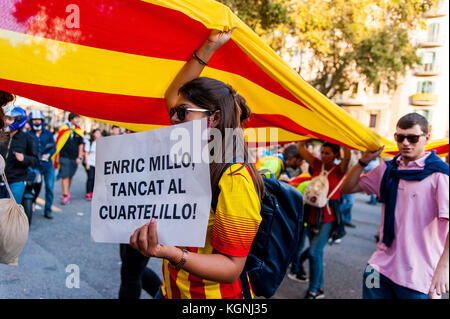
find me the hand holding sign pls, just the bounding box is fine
[129,219,157,257]
[129,218,169,260]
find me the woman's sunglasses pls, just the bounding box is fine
[169,104,213,121]
[394,133,426,144]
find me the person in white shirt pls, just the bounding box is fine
[84,128,101,200]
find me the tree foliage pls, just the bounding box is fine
[289,0,437,98]
[218,0,437,99]
[217,0,293,33]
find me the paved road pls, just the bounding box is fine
[0,167,447,299]
[272,194,382,299]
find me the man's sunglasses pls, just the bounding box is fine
[394,133,426,144]
[169,104,213,121]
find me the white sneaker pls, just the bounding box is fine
[328,238,342,245]
[287,272,297,281]
[287,271,309,283]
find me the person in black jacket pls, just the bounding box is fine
[0,106,38,204]
[28,109,56,219]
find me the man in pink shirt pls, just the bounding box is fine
[342,113,449,299]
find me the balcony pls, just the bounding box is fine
[335,95,367,107]
[420,23,445,48]
[419,39,444,48]
[425,7,447,18]
[410,93,438,106]
[414,64,441,76]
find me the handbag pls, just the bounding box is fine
[0,155,29,265]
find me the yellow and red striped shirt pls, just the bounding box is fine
[161,164,262,299]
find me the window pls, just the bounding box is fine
[352,83,359,95]
[369,114,377,128]
[420,51,437,72]
[435,0,445,13]
[375,82,382,94]
[428,23,440,42]
[414,109,432,123]
[417,81,435,94]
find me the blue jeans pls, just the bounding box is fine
[0,181,26,204]
[368,194,377,205]
[154,287,164,299]
[362,265,429,299]
[291,223,308,274]
[340,193,355,224]
[36,165,55,215]
[307,222,333,293]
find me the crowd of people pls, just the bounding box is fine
[0,95,162,299]
[0,27,448,300]
[0,104,130,216]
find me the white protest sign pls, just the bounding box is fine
[91,119,211,247]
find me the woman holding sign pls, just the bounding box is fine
[130,28,265,299]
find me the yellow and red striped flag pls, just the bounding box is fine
[1,0,385,149]
[382,138,449,158]
[51,122,84,168]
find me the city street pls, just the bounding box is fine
[0,167,447,299]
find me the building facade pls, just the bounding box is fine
[281,0,449,142]
[341,0,449,141]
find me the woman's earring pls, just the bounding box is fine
[207,116,214,142]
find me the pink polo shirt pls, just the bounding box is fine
[359,152,449,294]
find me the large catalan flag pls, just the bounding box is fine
[383,138,449,158]
[0,0,397,150]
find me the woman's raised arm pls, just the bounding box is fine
[297,141,315,169]
[164,28,236,113]
[339,147,351,174]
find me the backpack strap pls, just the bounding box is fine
[211,161,242,213]
[259,168,277,180]
[210,161,252,299]
[324,173,346,215]
[327,174,346,200]
[321,163,336,176]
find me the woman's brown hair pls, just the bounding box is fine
[179,77,265,200]
[89,128,101,144]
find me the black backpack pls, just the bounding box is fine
[212,164,304,298]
